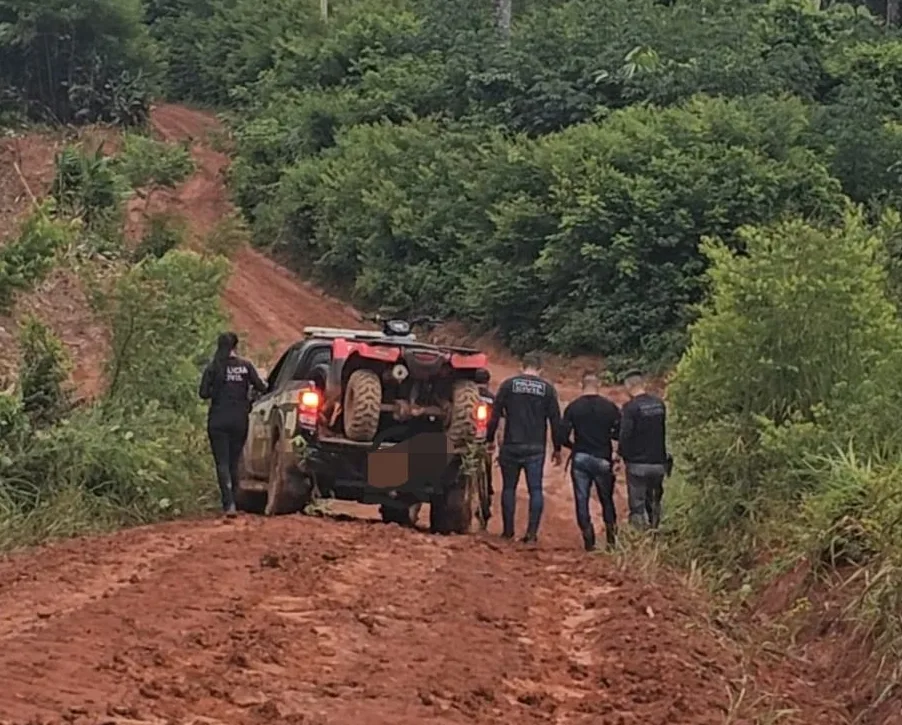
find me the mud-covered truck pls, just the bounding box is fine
[235,317,493,534]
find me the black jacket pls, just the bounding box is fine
[199,356,267,427]
[559,394,620,461]
[486,374,561,455]
[619,393,667,465]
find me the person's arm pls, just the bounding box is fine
[610,404,622,441]
[199,365,213,400]
[558,402,574,450]
[619,402,635,461]
[485,380,509,445]
[546,385,562,455]
[248,362,267,393]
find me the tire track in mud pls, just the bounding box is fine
[0,514,748,725]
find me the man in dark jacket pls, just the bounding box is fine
[619,369,668,530]
[559,373,621,550]
[485,353,562,543]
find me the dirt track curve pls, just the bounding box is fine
[0,105,845,725]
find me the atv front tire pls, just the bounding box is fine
[448,380,481,448]
[343,369,382,442]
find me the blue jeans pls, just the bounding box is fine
[570,452,616,549]
[626,463,666,530]
[499,450,545,537]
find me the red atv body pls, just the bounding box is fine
[322,331,489,447]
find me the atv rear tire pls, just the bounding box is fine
[343,369,382,442]
[448,380,481,448]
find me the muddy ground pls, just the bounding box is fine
[0,105,858,725]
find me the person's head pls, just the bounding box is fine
[215,331,239,360]
[581,371,599,394]
[521,352,542,375]
[622,368,645,398]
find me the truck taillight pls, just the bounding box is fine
[297,388,321,430]
[475,402,489,438]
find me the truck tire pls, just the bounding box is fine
[234,453,267,514]
[264,437,313,516]
[343,369,382,442]
[448,380,480,448]
[379,502,421,527]
[430,457,473,535]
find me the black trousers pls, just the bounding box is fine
[207,419,248,511]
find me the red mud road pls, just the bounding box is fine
[0,515,750,725]
[0,105,846,725]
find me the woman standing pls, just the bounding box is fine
[199,332,267,517]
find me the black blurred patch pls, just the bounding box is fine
[365,432,454,489]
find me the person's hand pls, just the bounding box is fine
[551,450,562,466]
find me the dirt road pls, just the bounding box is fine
[0,510,753,725]
[0,105,848,725]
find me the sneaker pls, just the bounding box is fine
[520,533,537,544]
[225,504,238,519]
[501,531,514,540]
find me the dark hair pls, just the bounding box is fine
[622,368,644,386]
[210,331,239,394]
[521,352,542,371]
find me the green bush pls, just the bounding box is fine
[0,205,77,310]
[668,210,902,568]
[0,0,157,124]
[260,95,845,366]
[114,133,196,188]
[51,145,128,230]
[0,248,229,551]
[104,249,229,414]
[18,316,71,427]
[132,212,186,261]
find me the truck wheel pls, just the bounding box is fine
[379,502,421,527]
[235,487,267,514]
[343,369,382,442]
[264,438,312,516]
[448,380,480,448]
[430,458,474,535]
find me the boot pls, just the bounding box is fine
[605,526,617,550]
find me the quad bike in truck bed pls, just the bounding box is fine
[235,316,493,533]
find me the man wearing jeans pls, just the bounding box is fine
[559,373,621,551]
[619,369,668,530]
[485,353,562,544]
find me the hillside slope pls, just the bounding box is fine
[0,104,855,725]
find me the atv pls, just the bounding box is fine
[321,314,489,448]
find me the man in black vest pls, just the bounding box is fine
[619,369,669,530]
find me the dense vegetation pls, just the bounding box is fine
[139,0,902,371]
[0,136,225,549]
[3,0,902,702]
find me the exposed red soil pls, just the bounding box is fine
[0,127,114,396]
[0,104,868,725]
